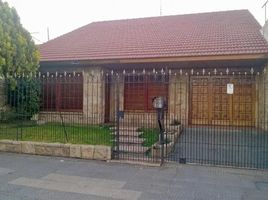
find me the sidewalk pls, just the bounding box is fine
[0,152,267,200]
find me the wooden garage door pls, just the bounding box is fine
[190,76,255,126]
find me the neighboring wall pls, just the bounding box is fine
[261,22,268,130]
[262,21,268,42]
[256,64,268,130]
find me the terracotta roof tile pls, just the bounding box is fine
[39,10,268,62]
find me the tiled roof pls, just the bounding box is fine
[39,10,268,62]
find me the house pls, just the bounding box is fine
[39,10,268,131]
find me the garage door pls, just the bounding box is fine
[190,76,255,126]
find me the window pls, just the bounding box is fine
[124,74,168,111]
[41,72,83,112]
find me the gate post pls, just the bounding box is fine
[153,96,166,165]
[115,73,120,159]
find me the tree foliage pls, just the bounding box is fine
[0,1,40,118]
[7,78,41,118]
[0,0,39,77]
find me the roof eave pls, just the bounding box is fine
[40,53,268,65]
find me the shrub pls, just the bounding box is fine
[7,78,41,119]
[0,110,17,123]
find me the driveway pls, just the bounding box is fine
[0,152,268,200]
[169,127,268,169]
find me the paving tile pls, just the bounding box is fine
[10,177,141,200]
[1,152,268,200]
[0,167,14,176]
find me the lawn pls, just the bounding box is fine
[0,122,114,146]
[138,128,159,147]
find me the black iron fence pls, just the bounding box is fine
[0,67,267,169]
[0,72,114,146]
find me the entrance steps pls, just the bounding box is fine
[112,125,149,156]
[116,136,144,144]
[111,131,142,137]
[110,127,139,132]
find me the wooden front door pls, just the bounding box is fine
[190,76,255,126]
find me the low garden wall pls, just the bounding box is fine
[38,112,104,125]
[151,124,182,158]
[0,140,111,161]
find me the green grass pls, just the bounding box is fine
[0,122,113,146]
[138,128,159,147]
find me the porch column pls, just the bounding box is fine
[108,73,124,123]
[83,67,105,124]
[168,72,189,127]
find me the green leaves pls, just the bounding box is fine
[0,0,40,118]
[0,0,39,77]
[7,77,41,118]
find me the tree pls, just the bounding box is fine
[0,1,40,118]
[0,0,39,77]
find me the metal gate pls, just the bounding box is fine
[110,71,168,164]
[1,68,266,169]
[110,68,268,169]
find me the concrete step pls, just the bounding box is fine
[110,127,139,132]
[113,135,144,145]
[117,145,149,154]
[114,137,144,144]
[111,131,142,137]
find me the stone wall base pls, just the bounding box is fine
[38,112,103,124]
[0,140,111,161]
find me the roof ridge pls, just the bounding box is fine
[91,9,250,24]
